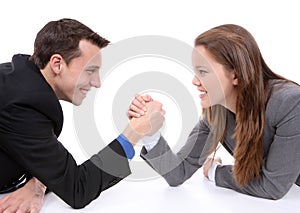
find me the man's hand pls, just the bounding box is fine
[123,101,165,145]
[0,177,47,213]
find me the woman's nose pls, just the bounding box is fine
[192,75,201,86]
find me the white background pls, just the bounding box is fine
[1,0,300,211]
[1,0,299,162]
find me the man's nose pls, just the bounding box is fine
[90,74,101,88]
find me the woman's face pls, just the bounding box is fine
[192,45,238,112]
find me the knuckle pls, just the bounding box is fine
[133,99,141,106]
[130,104,136,110]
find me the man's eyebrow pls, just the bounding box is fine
[85,65,100,70]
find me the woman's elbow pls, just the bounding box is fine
[267,191,287,200]
[262,186,289,200]
[165,177,185,187]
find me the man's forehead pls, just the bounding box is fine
[86,52,102,65]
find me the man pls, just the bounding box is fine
[0,18,165,212]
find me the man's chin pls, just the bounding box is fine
[72,98,84,106]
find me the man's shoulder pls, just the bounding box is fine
[0,61,13,74]
[0,54,63,132]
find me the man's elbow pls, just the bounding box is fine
[66,193,100,209]
[68,199,92,209]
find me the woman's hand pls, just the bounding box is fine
[203,157,222,180]
[127,94,153,119]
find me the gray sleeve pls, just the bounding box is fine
[140,119,213,186]
[215,87,300,199]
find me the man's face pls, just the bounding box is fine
[58,40,102,105]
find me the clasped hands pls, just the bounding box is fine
[123,94,165,145]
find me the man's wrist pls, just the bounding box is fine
[31,177,47,194]
[117,134,135,160]
[122,124,143,145]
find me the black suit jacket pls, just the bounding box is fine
[0,54,131,208]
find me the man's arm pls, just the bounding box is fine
[0,101,165,209]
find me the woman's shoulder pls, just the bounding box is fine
[268,79,300,102]
[266,80,300,121]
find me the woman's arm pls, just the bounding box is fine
[141,120,213,186]
[215,87,300,199]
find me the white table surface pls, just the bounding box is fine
[1,143,299,213]
[39,169,300,213]
[40,145,300,213]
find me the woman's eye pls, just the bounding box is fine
[198,70,208,77]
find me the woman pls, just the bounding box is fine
[128,24,300,199]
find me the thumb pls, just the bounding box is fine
[142,94,153,102]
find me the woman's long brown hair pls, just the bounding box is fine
[195,24,287,186]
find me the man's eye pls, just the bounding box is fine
[86,69,95,74]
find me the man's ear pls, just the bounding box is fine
[49,54,64,74]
